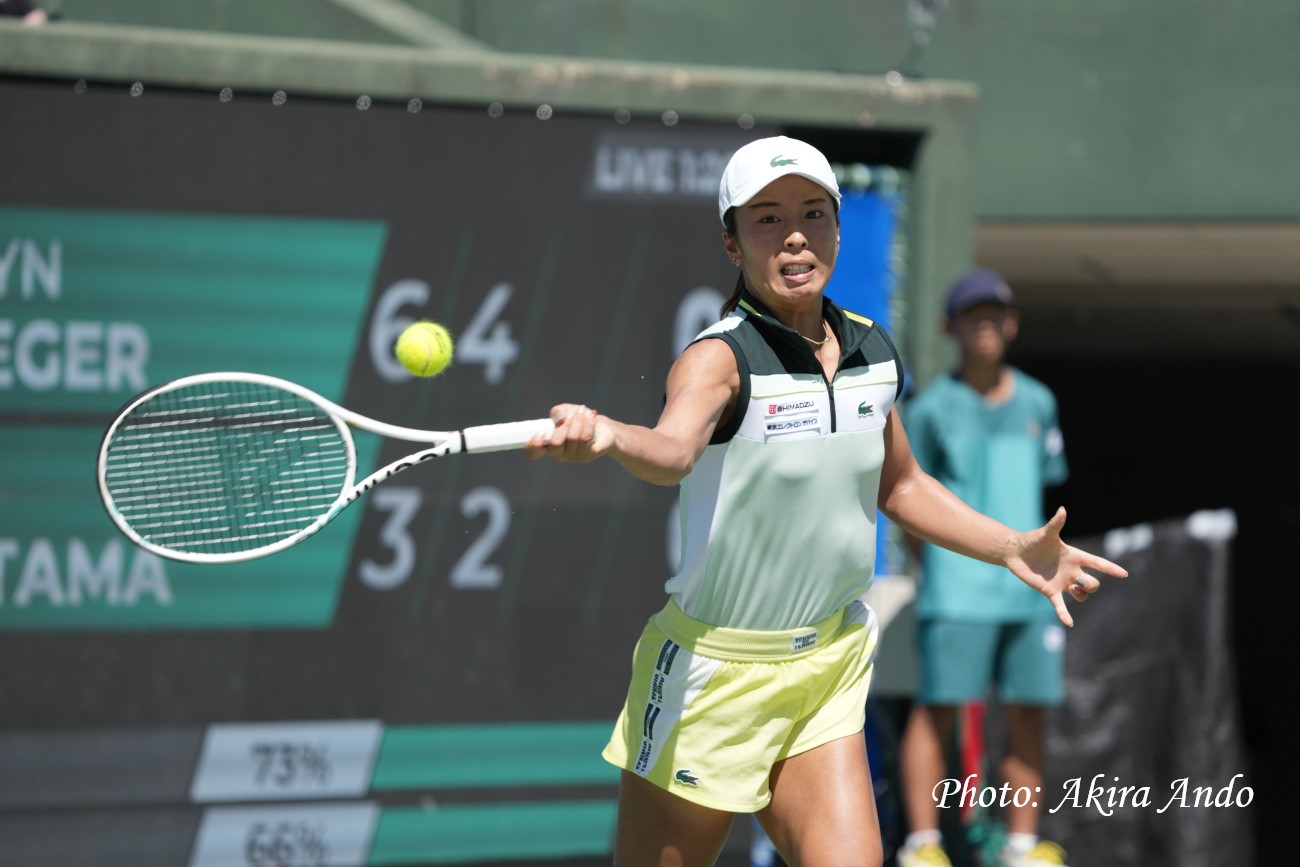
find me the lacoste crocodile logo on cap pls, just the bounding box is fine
[769,155,798,167]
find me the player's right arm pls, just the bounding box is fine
[525,338,738,486]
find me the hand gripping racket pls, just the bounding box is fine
[96,372,554,564]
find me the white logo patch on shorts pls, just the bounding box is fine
[633,641,721,778]
[791,632,818,652]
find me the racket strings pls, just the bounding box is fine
[102,380,352,555]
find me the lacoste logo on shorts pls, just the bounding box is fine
[674,768,700,787]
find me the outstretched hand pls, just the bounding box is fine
[1005,507,1128,627]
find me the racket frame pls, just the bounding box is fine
[97,372,552,564]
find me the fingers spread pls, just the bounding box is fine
[1087,554,1128,578]
[1050,593,1074,628]
[1049,506,1068,530]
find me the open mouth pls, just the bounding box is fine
[781,264,814,276]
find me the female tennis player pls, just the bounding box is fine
[525,135,1126,867]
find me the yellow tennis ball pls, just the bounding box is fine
[395,320,454,377]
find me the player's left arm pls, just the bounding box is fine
[878,406,1127,626]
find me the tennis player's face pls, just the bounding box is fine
[725,175,840,312]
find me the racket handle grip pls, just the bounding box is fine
[462,418,556,452]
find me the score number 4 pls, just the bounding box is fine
[370,279,519,384]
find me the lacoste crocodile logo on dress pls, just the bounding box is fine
[675,768,700,786]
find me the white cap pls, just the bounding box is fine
[717,135,842,226]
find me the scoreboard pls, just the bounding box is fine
[0,78,903,865]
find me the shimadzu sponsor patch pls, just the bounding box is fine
[767,399,816,416]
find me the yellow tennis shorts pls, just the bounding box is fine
[602,598,879,812]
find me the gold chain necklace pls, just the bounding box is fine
[801,322,832,347]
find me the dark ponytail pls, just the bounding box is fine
[721,274,744,317]
[720,206,743,317]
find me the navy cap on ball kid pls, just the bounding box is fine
[944,268,1017,318]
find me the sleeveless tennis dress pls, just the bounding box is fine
[603,290,904,810]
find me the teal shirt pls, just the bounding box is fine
[906,369,1068,623]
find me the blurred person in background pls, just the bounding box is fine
[896,269,1072,867]
[0,0,48,24]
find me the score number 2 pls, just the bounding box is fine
[358,486,510,591]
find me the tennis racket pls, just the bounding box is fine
[97,371,554,564]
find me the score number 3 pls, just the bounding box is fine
[359,486,510,591]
